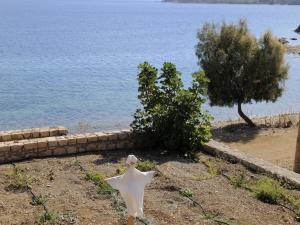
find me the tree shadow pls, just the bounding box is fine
[212,123,263,144]
[93,148,196,166]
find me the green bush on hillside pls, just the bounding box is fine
[130,62,212,154]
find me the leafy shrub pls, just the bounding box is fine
[296,211,300,222]
[180,189,193,198]
[31,194,48,206]
[85,170,106,184]
[38,211,58,224]
[97,182,117,195]
[230,174,248,188]
[136,160,156,172]
[114,166,127,176]
[7,166,33,191]
[84,170,116,195]
[253,177,284,204]
[131,62,212,154]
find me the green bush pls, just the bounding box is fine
[31,194,48,206]
[230,174,248,188]
[38,211,58,224]
[136,160,156,172]
[253,177,284,204]
[97,182,117,195]
[85,170,106,184]
[130,62,212,154]
[180,189,193,198]
[7,166,33,190]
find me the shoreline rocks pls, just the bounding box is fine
[295,25,300,33]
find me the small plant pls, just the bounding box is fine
[295,211,300,222]
[97,182,117,195]
[31,194,48,206]
[7,166,33,190]
[202,212,215,220]
[85,170,106,184]
[84,169,116,196]
[253,177,284,204]
[136,160,156,172]
[73,159,81,167]
[180,189,193,198]
[204,160,219,178]
[38,211,58,224]
[114,166,126,176]
[192,174,211,181]
[193,160,219,181]
[230,174,248,188]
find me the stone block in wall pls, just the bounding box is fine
[24,151,38,159]
[78,146,87,153]
[118,130,130,140]
[37,141,48,149]
[56,136,68,146]
[23,132,31,139]
[53,147,67,156]
[49,130,59,136]
[1,133,11,142]
[58,126,68,135]
[40,129,50,138]
[106,143,117,150]
[38,149,52,157]
[32,131,40,138]
[95,132,108,141]
[87,143,97,151]
[106,132,118,141]
[0,143,10,153]
[24,141,38,151]
[47,137,58,147]
[10,143,24,152]
[98,143,107,150]
[116,141,125,149]
[66,136,77,145]
[66,146,77,154]
[125,141,134,149]
[12,133,24,140]
[76,134,88,144]
[86,133,98,143]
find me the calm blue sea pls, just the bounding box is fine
[0,0,299,132]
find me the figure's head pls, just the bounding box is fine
[126,155,138,167]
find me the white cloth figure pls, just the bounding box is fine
[106,155,155,218]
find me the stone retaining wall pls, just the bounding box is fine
[0,130,132,164]
[0,126,68,142]
[203,140,300,190]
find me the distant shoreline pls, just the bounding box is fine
[163,0,300,5]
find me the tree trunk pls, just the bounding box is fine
[293,115,300,173]
[237,101,256,127]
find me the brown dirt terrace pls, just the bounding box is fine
[0,148,299,225]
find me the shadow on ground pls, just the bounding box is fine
[212,123,262,143]
[93,148,195,167]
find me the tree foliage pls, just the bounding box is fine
[196,20,288,126]
[130,62,212,154]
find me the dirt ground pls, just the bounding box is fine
[213,114,299,170]
[0,149,299,225]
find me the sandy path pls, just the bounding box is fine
[216,127,298,170]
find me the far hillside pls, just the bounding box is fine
[163,0,300,4]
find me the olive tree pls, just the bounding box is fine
[196,20,288,127]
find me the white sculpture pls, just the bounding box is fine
[106,155,155,224]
